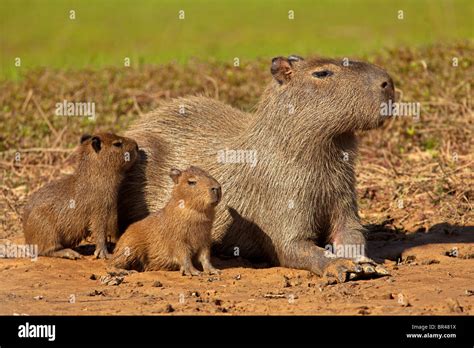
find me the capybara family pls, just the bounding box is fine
[119,55,395,282]
[22,55,394,283]
[23,132,138,259]
[111,166,221,275]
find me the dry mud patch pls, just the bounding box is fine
[1,224,472,315]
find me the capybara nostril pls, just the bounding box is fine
[211,187,222,202]
[381,77,394,91]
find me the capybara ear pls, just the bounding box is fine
[80,134,92,144]
[271,57,294,84]
[169,168,182,184]
[91,136,102,153]
[288,55,305,63]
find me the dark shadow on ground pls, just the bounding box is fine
[366,221,474,261]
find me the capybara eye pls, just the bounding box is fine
[312,70,333,78]
[112,141,123,148]
[188,180,197,186]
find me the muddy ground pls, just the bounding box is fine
[1,223,473,315]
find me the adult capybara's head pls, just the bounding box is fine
[169,166,222,211]
[268,55,395,134]
[79,132,139,171]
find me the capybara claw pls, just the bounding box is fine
[375,264,390,276]
[206,268,221,275]
[353,262,390,280]
[324,258,390,284]
[362,264,376,274]
[349,272,358,280]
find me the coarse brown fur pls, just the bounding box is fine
[111,166,221,275]
[23,132,139,259]
[118,55,395,282]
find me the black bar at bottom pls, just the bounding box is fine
[0,315,472,346]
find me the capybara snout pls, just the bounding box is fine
[365,63,395,103]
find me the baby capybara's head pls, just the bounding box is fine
[169,166,222,211]
[79,132,139,171]
[268,55,395,134]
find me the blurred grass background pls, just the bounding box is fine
[1,0,473,80]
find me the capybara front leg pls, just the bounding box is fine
[198,247,221,275]
[330,219,389,280]
[278,239,364,283]
[91,216,111,259]
[179,254,201,276]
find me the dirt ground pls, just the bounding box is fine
[0,223,472,315]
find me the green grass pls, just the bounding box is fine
[1,0,473,79]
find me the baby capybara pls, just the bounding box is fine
[111,166,221,275]
[23,132,139,259]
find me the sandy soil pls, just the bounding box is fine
[1,223,472,315]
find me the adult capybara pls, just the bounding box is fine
[111,166,221,275]
[23,132,139,259]
[119,55,395,282]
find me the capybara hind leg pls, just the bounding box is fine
[110,249,136,271]
[198,248,220,275]
[48,248,82,260]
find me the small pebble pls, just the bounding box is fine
[152,281,163,288]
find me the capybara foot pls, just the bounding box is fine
[324,258,390,284]
[204,265,221,275]
[180,266,201,276]
[49,248,83,260]
[350,256,390,280]
[106,266,137,276]
[94,246,111,259]
[323,258,362,284]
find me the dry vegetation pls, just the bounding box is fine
[0,41,472,240]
